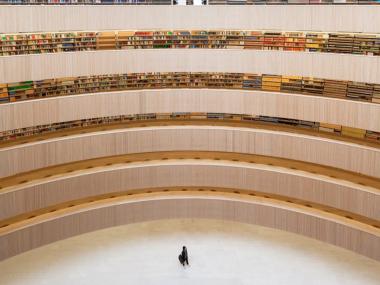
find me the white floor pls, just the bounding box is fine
[0,219,379,285]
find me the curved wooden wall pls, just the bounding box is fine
[0,192,378,261]
[0,6,379,34]
[1,126,379,179]
[1,89,380,133]
[1,160,379,221]
[1,50,380,84]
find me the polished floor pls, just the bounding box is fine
[0,219,379,285]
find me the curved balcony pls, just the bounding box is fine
[1,157,379,220]
[1,50,380,84]
[1,89,379,134]
[1,5,380,34]
[0,190,378,261]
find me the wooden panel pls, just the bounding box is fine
[1,161,379,221]
[0,193,379,261]
[1,49,380,84]
[0,6,380,34]
[1,126,379,179]
[1,89,379,133]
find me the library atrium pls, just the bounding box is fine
[0,2,380,285]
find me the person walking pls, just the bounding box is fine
[178,246,189,266]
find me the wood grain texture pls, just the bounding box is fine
[1,126,379,179]
[1,89,380,133]
[1,119,378,149]
[2,150,379,191]
[1,160,379,221]
[1,50,380,84]
[0,192,379,261]
[0,6,379,34]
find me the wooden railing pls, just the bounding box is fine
[1,112,379,142]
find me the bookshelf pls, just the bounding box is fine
[353,35,380,55]
[325,34,354,54]
[153,31,172,48]
[244,31,263,50]
[323,80,348,99]
[284,32,306,51]
[96,32,116,50]
[173,31,191,49]
[226,31,245,49]
[305,33,327,52]
[347,82,374,101]
[341,126,366,139]
[319,123,342,134]
[0,84,8,103]
[55,32,77,52]
[208,31,226,49]
[1,30,380,56]
[242,74,261,89]
[129,31,153,49]
[1,112,379,143]
[1,72,380,104]
[262,75,281,91]
[373,85,380,103]
[302,77,324,95]
[281,76,303,93]
[76,32,97,51]
[7,81,34,102]
[263,32,285,51]
[190,31,208,48]
[116,31,134,49]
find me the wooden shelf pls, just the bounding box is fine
[347,82,374,101]
[325,34,354,54]
[342,126,366,139]
[373,85,380,103]
[96,32,116,50]
[2,72,380,104]
[262,75,281,92]
[1,30,380,56]
[323,80,348,99]
[281,76,303,93]
[1,111,378,144]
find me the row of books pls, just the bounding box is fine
[1,72,379,104]
[1,30,380,56]
[1,112,378,143]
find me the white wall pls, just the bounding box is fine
[1,49,380,84]
[1,89,379,132]
[0,6,380,34]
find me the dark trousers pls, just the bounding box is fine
[179,254,189,265]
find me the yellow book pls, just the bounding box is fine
[320,123,342,131]
[342,126,366,138]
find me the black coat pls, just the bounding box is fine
[179,247,188,264]
[181,248,188,260]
